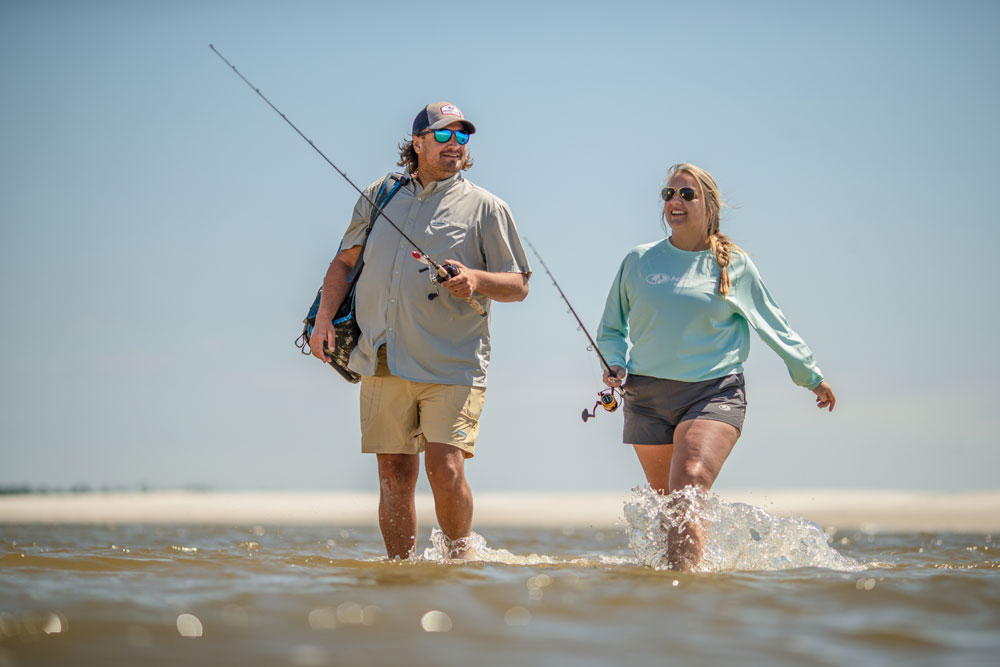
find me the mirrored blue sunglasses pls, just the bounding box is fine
[420,129,470,145]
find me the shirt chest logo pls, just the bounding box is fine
[645,273,673,285]
[428,219,470,231]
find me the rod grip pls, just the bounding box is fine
[436,264,487,316]
[465,297,487,317]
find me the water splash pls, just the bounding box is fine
[421,529,560,566]
[624,486,864,572]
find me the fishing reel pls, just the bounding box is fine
[415,253,460,300]
[582,386,624,422]
[412,253,488,316]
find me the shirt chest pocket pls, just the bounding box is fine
[424,219,476,252]
[422,217,488,269]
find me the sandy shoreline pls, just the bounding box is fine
[1,490,997,532]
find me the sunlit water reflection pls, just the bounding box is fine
[1,515,997,666]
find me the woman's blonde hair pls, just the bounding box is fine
[664,162,743,296]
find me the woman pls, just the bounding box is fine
[596,163,836,570]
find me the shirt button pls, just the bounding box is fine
[388,327,393,332]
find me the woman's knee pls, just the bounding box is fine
[673,458,716,490]
[671,420,738,490]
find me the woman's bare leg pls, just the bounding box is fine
[666,419,740,569]
[632,420,740,570]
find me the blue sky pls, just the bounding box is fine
[1,0,998,492]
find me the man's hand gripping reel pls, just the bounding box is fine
[412,251,487,316]
[582,386,623,422]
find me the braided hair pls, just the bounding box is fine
[665,163,743,296]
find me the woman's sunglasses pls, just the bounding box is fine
[420,129,471,145]
[661,187,696,202]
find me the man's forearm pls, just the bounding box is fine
[471,270,529,302]
[316,247,362,321]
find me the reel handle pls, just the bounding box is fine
[581,387,623,423]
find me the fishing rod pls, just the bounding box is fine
[524,239,623,422]
[209,44,486,317]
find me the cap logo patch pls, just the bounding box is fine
[439,104,461,117]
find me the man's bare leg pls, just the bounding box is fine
[424,442,474,557]
[376,453,420,559]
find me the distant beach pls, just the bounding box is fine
[1,490,997,532]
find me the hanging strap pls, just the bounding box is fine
[346,173,408,283]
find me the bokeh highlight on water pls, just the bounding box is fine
[2,490,998,666]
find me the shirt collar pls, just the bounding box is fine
[413,171,462,200]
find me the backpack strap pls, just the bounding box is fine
[346,173,409,282]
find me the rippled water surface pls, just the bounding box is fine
[2,498,998,666]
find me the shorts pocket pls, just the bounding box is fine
[458,387,485,422]
[359,377,383,429]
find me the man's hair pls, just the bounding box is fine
[397,136,474,174]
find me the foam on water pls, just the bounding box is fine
[421,528,563,565]
[624,486,864,572]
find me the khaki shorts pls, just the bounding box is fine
[359,347,485,458]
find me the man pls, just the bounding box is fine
[309,102,530,559]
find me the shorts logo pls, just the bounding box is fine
[430,220,448,228]
[646,273,672,284]
[439,104,461,117]
[717,404,731,411]
[456,429,468,438]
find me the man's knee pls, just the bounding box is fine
[424,444,467,491]
[377,455,419,496]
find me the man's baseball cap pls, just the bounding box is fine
[412,101,476,136]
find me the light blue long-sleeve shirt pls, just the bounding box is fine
[596,238,823,389]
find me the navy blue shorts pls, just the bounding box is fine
[622,373,746,445]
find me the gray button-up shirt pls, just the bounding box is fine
[341,172,530,387]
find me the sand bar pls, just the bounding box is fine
[1,490,998,531]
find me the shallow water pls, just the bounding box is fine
[624,486,865,572]
[2,501,998,666]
